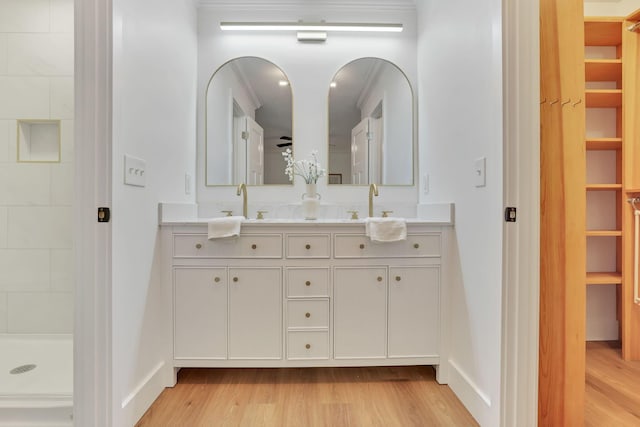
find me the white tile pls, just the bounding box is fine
[0,293,6,333]
[7,33,74,76]
[0,207,7,247]
[0,164,51,205]
[7,119,16,160]
[50,77,73,119]
[7,292,73,334]
[51,0,74,33]
[0,77,50,119]
[51,249,72,291]
[0,120,9,162]
[50,206,72,248]
[51,162,72,205]
[59,119,73,162]
[0,249,50,291]
[7,207,51,248]
[0,0,50,33]
[0,34,7,74]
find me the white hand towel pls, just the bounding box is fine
[208,216,244,239]
[365,217,407,243]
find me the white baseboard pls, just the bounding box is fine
[448,359,492,426]
[121,361,168,424]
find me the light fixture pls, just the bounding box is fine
[278,80,289,87]
[330,82,337,88]
[297,31,327,42]
[220,22,403,33]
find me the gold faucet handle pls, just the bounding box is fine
[347,210,359,220]
[256,210,268,220]
[221,210,233,217]
[381,210,394,218]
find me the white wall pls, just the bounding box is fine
[110,0,197,424]
[0,0,74,334]
[585,0,639,16]
[197,4,418,214]
[417,1,504,425]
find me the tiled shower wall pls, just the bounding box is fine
[0,0,74,333]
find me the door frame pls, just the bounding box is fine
[74,0,113,425]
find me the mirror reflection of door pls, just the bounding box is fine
[206,57,292,186]
[351,117,370,184]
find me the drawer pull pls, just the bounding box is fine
[251,244,257,250]
[359,243,365,249]
[305,244,311,250]
[305,344,311,349]
[305,281,311,286]
[377,276,383,282]
[305,312,311,318]
[414,243,420,249]
[233,277,239,282]
[214,277,221,283]
[195,243,202,249]
[395,276,401,282]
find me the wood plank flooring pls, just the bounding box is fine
[586,341,640,426]
[136,366,478,426]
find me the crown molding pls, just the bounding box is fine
[197,0,416,11]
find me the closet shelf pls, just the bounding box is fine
[584,19,623,46]
[586,138,622,150]
[586,230,623,237]
[585,59,622,82]
[586,90,623,107]
[586,184,622,191]
[586,271,623,285]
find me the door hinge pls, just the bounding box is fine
[98,207,111,223]
[505,207,516,223]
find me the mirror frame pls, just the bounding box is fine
[204,56,294,187]
[326,57,415,187]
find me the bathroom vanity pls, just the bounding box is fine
[161,219,450,383]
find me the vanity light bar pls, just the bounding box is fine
[220,22,403,33]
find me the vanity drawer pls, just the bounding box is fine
[287,268,329,297]
[287,299,329,328]
[287,331,329,359]
[334,233,441,258]
[286,234,331,258]
[174,234,283,258]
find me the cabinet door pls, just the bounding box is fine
[388,266,439,357]
[174,268,227,359]
[334,267,387,359]
[229,267,282,359]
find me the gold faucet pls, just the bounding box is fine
[368,183,378,217]
[236,183,247,218]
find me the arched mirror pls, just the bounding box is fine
[328,58,413,185]
[206,57,293,186]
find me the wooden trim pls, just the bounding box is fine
[539,0,586,425]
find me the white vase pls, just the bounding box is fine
[302,183,321,220]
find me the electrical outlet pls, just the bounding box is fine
[124,155,146,187]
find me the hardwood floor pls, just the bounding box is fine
[586,341,640,426]
[136,366,478,426]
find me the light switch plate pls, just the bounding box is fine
[124,155,146,187]
[474,157,486,188]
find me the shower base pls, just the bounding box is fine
[0,334,73,426]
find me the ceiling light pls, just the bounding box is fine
[220,22,403,33]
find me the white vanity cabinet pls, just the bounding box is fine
[163,221,448,378]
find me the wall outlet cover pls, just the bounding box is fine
[124,155,146,187]
[474,157,486,188]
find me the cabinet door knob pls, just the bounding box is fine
[359,243,365,249]
[305,312,311,318]
[305,281,311,286]
[377,276,383,282]
[251,244,257,250]
[233,277,238,282]
[395,276,401,282]
[414,243,420,249]
[195,243,202,249]
[305,344,311,349]
[305,244,311,250]
[214,277,221,283]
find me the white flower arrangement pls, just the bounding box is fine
[282,149,327,184]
